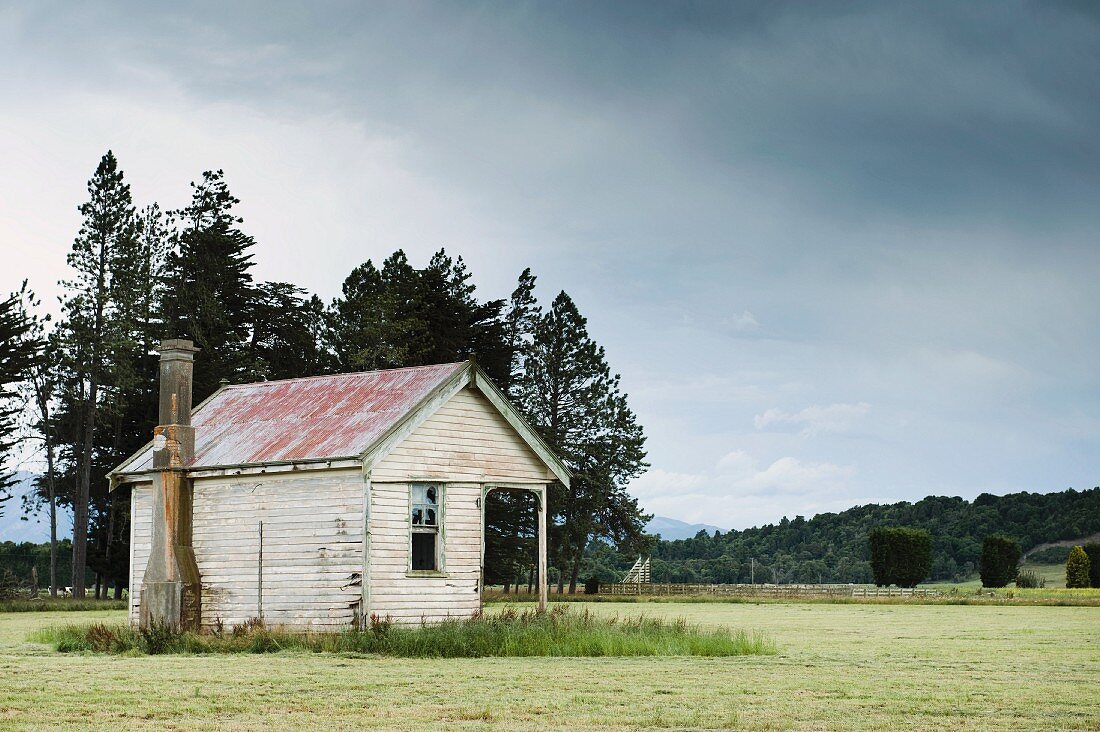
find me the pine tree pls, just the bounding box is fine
[415,250,508,382]
[163,170,257,400]
[0,283,41,515]
[14,284,61,595]
[482,269,543,588]
[58,150,137,597]
[515,291,649,593]
[328,257,416,371]
[327,249,509,378]
[250,282,331,380]
[502,268,540,397]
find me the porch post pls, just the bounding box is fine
[538,485,548,612]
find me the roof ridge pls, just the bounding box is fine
[222,361,467,390]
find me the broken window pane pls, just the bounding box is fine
[412,532,436,571]
[411,483,438,527]
[410,483,442,571]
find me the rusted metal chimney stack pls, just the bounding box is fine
[140,339,202,631]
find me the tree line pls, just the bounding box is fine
[0,150,649,598]
[581,486,1100,585]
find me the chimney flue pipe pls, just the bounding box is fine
[140,339,203,631]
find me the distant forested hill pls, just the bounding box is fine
[583,488,1100,584]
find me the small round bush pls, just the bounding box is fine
[1015,570,1044,589]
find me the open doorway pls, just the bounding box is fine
[483,488,539,594]
[481,484,548,611]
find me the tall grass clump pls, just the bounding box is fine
[33,606,774,658]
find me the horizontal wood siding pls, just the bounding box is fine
[372,387,554,483]
[369,388,551,623]
[368,481,482,624]
[129,483,153,625]
[192,469,364,632]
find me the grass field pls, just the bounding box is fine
[924,562,1071,590]
[1,602,1097,730]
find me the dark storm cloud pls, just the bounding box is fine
[13,1,1099,230]
[3,0,1098,526]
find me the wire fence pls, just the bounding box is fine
[601,583,941,598]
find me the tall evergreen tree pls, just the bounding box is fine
[250,283,331,380]
[483,269,542,589]
[415,250,508,382]
[515,291,649,593]
[163,170,257,400]
[0,283,40,515]
[328,257,415,371]
[57,150,138,597]
[15,284,61,595]
[502,268,540,397]
[327,249,509,380]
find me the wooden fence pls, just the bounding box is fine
[600,583,941,598]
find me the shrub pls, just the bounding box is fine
[1066,546,1091,589]
[1083,543,1100,588]
[869,527,933,587]
[1015,570,1044,588]
[584,576,601,595]
[979,535,1021,588]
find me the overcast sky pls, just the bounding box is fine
[2,1,1098,530]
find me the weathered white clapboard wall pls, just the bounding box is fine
[369,387,551,624]
[129,483,153,625]
[372,387,555,484]
[191,469,364,631]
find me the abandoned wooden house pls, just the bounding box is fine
[108,339,569,631]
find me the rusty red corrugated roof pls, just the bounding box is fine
[117,362,468,473]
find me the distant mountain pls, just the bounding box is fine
[646,515,725,541]
[0,472,72,544]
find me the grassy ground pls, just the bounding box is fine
[0,597,128,613]
[1,602,1097,731]
[924,562,1070,590]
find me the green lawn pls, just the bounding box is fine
[1,602,1097,730]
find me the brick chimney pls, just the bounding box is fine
[140,339,202,631]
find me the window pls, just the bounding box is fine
[410,483,441,571]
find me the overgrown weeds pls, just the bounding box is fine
[32,605,774,658]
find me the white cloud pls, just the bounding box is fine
[726,310,760,332]
[754,402,871,436]
[629,449,857,529]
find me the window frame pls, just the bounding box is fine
[408,482,445,576]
